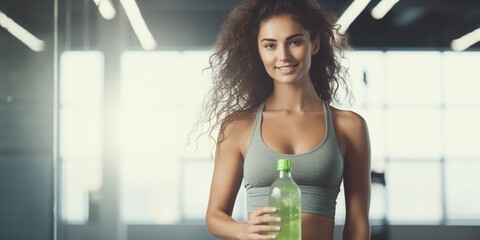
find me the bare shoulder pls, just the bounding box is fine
[329,106,369,155]
[221,110,257,138]
[330,106,368,134]
[218,109,258,155]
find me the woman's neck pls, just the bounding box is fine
[266,79,323,112]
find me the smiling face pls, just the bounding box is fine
[257,14,320,85]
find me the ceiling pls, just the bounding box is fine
[1,0,480,50]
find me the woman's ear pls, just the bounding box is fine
[312,34,320,55]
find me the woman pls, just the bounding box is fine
[202,0,371,239]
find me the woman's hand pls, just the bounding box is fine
[238,207,281,240]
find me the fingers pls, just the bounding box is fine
[243,207,281,239]
[251,207,281,224]
[249,207,279,222]
[253,207,277,216]
[249,224,281,233]
[250,207,277,218]
[250,216,281,226]
[248,233,278,239]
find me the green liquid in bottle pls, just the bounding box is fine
[269,159,301,240]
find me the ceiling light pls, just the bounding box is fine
[0,10,45,52]
[93,0,116,20]
[120,0,157,50]
[451,27,480,51]
[371,0,399,20]
[336,0,371,34]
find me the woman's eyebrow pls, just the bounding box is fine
[260,33,305,42]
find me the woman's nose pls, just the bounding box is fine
[277,45,291,61]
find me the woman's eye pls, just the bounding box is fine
[290,40,301,46]
[265,44,275,49]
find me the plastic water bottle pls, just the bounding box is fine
[269,159,301,239]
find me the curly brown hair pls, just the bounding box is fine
[195,0,349,144]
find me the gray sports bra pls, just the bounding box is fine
[243,101,344,218]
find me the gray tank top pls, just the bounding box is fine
[243,101,344,218]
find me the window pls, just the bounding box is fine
[443,52,480,223]
[59,51,104,223]
[118,51,236,224]
[344,51,480,224]
[59,50,480,226]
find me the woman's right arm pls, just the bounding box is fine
[205,120,280,240]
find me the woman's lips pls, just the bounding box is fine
[275,63,299,74]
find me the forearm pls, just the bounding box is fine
[343,219,370,240]
[206,210,247,240]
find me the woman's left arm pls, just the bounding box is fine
[340,111,371,240]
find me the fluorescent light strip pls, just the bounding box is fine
[0,11,45,52]
[371,0,399,20]
[451,27,480,51]
[93,0,116,20]
[336,0,371,34]
[120,0,157,50]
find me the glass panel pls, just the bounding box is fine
[120,159,181,224]
[118,109,178,157]
[386,161,442,223]
[60,51,104,105]
[59,51,104,224]
[386,108,442,159]
[385,51,441,105]
[343,51,385,107]
[59,109,103,158]
[119,52,184,157]
[55,47,480,231]
[183,159,213,220]
[370,183,387,221]
[118,51,217,223]
[445,161,480,220]
[61,160,102,223]
[177,51,215,159]
[444,52,480,105]
[120,51,181,107]
[180,51,212,107]
[120,51,185,223]
[445,109,480,159]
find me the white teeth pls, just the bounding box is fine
[276,65,295,69]
[275,65,296,73]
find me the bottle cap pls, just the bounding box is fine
[277,159,292,171]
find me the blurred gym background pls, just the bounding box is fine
[1,0,480,239]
